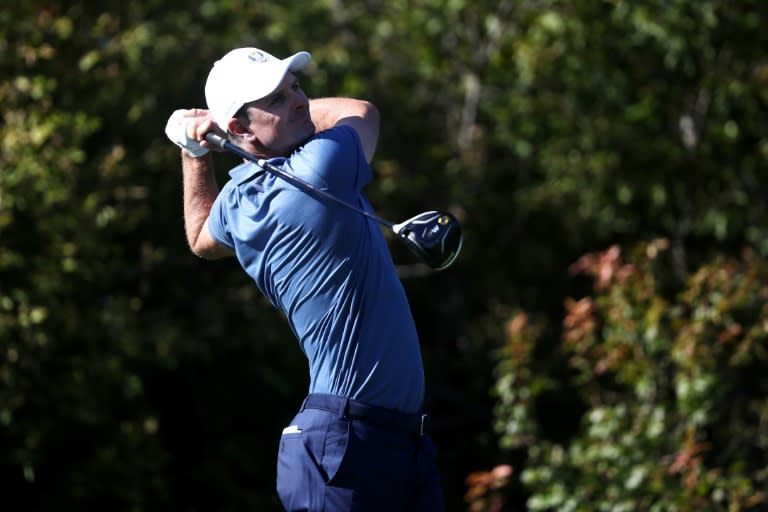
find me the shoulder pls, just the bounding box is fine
[289,126,371,189]
[293,126,362,168]
[312,125,360,147]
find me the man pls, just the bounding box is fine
[165,47,444,511]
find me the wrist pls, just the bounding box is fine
[184,146,209,158]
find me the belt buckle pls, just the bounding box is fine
[419,414,428,436]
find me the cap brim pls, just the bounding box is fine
[286,51,311,72]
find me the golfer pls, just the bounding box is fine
[165,47,444,511]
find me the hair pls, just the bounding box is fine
[234,103,251,125]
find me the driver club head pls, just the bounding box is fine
[392,211,463,270]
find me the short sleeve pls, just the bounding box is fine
[207,187,236,250]
[288,126,372,201]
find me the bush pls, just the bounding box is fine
[495,240,768,511]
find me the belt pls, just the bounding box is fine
[301,394,431,436]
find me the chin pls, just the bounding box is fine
[301,122,316,141]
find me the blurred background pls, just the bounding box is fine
[1,1,767,510]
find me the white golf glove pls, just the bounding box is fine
[165,109,209,157]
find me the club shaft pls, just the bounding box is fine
[205,133,395,229]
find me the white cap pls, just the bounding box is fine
[204,47,312,128]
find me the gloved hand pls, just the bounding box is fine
[165,109,209,157]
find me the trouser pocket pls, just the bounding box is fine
[276,412,351,511]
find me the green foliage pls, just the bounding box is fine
[1,4,307,509]
[495,241,768,510]
[486,2,768,509]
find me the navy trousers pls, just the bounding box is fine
[276,394,445,511]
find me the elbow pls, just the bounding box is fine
[190,247,212,260]
[356,102,380,163]
[189,242,234,260]
[186,220,233,259]
[362,101,380,125]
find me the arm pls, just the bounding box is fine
[309,98,380,163]
[167,108,234,259]
[181,150,233,259]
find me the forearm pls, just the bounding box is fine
[181,150,218,251]
[309,97,375,130]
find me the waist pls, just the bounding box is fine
[301,393,431,436]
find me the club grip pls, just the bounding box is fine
[205,132,228,148]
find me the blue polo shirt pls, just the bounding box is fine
[207,126,425,413]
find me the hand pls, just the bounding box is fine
[165,109,220,157]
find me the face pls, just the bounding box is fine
[236,73,314,157]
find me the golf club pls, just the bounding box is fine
[205,132,462,270]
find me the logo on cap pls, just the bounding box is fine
[247,50,270,63]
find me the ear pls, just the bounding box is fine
[226,117,248,136]
[227,117,261,145]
